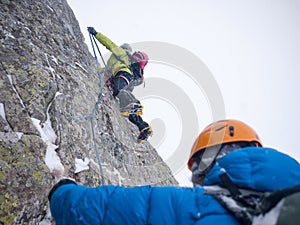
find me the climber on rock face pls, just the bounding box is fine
[48,119,300,225]
[87,26,152,143]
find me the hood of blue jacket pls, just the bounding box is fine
[204,147,300,191]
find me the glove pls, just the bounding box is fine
[87,27,97,36]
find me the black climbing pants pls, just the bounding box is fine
[112,71,133,97]
[129,114,149,131]
[113,71,148,132]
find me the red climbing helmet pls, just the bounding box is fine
[132,51,149,70]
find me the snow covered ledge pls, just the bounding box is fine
[31,92,64,177]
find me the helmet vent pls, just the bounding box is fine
[229,126,234,136]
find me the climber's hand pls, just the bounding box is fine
[87,27,97,36]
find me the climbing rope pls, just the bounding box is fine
[88,32,106,185]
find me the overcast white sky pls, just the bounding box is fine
[67,0,300,186]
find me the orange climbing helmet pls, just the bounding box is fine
[132,51,148,70]
[187,119,263,170]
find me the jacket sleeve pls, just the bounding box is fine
[49,184,239,225]
[95,32,128,61]
[50,184,117,225]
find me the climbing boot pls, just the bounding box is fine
[120,103,144,117]
[137,126,153,143]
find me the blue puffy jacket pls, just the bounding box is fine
[50,147,300,225]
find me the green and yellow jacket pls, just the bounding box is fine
[95,32,132,77]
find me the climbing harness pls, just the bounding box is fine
[88,32,107,185]
[206,173,300,225]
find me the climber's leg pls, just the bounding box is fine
[128,114,153,142]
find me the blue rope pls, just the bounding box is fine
[89,32,106,185]
[92,33,107,68]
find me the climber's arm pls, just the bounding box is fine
[95,32,127,59]
[49,180,115,224]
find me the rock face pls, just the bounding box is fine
[0,0,178,224]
